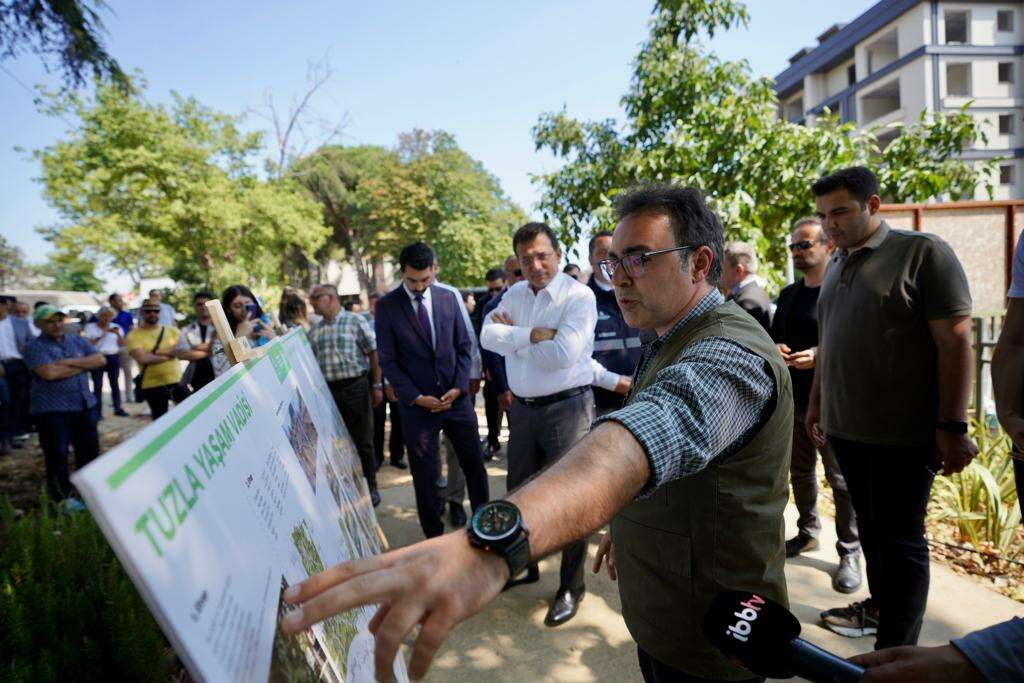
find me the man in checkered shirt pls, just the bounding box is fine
[309,283,384,507]
[282,185,794,683]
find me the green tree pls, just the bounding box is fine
[35,78,329,294]
[0,235,28,289]
[294,130,525,290]
[0,0,128,89]
[38,251,102,291]
[532,0,994,285]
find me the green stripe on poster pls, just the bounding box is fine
[105,351,268,491]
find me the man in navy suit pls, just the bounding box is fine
[375,242,490,538]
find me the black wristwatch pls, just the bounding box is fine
[466,500,531,584]
[936,420,969,435]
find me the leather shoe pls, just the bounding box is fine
[544,588,584,627]
[448,502,467,528]
[504,564,540,590]
[785,532,819,558]
[369,486,381,508]
[832,554,862,594]
[389,459,407,470]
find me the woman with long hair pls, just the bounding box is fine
[211,284,280,376]
[279,287,312,332]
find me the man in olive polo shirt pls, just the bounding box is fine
[806,166,977,648]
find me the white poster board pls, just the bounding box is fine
[73,329,406,682]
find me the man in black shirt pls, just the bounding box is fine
[771,217,861,595]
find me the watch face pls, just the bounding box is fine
[472,500,521,542]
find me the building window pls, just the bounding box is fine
[1000,164,1015,185]
[860,80,901,123]
[999,62,1014,83]
[944,10,969,44]
[999,114,1015,135]
[946,63,971,96]
[998,10,1014,32]
[847,63,856,86]
[785,97,804,123]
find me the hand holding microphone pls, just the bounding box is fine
[702,591,864,682]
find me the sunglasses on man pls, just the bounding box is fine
[788,239,826,251]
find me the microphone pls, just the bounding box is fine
[701,591,865,682]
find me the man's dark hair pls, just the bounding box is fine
[34,301,48,310]
[399,242,435,271]
[368,292,381,302]
[0,295,13,305]
[512,222,560,255]
[563,263,580,273]
[485,268,505,282]
[107,293,119,304]
[194,290,214,302]
[613,184,725,286]
[588,230,614,256]
[811,166,879,205]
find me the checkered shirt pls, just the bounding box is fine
[308,311,376,382]
[594,289,775,497]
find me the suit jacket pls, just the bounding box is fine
[375,284,473,406]
[729,281,772,332]
[480,291,508,394]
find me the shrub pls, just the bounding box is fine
[930,421,1022,559]
[0,498,177,681]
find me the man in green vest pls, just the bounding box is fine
[282,185,794,683]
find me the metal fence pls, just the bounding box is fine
[971,315,1002,421]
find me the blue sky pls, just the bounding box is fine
[0,0,877,283]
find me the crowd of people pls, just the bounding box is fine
[277,166,1023,683]
[9,163,1023,680]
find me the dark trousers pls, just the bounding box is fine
[1014,453,1024,523]
[2,359,30,441]
[831,436,935,648]
[90,353,123,412]
[328,376,377,489]
[482,379,503,448]
[791,404,859,556]
[36,406,100,501]
[373,398,404,467]
[637,648,762,683]
[507,389,593,593]
[140,383,189,420]
[400,394,489,538]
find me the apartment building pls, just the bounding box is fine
[774,1,1024,199]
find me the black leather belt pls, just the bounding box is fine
[515,385,589,408]
[328,373,367,387]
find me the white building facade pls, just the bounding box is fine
[774,0,1024,199]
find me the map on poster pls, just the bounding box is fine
[73,329,406,683]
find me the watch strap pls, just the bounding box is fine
[936,420,968,435]
[501,533,531,585]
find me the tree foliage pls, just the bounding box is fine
[532,0,994,284]
[293,130,525,290]
[0,0,128,90]
[35,78,329,294]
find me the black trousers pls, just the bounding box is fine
[831,436,935,648]
[328,376,377,489]
[1015,453,1024,523]
[400,394,489,538]
[36,406,100,501]
[140,383,189,420]
[637,648,762,683]
[482,379,503,448]
[2,359,30,440]
[373,398,404,467]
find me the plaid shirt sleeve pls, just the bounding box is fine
[357,315,376,354]
[594,337,775,497]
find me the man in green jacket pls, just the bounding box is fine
[282,184,794,683]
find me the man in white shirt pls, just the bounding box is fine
[0,295,34,452]
[481,222,597,627]
[147,288,178,327]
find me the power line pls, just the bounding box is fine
[0,63,78,129]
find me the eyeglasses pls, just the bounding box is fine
[788,240,825,251]
[598,245,697,280]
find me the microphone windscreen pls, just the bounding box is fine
[701,591,801,678]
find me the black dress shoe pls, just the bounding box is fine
[833,554,862,594]
[369,486,381,508]
[448,502,467,527]
[504,564,540,590]
[544,588,584,627]
[785,532,819,558]
[389,459,407,470]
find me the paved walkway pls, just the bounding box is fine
[374,440,1023,682]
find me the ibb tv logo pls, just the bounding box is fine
[725,594,765,643]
